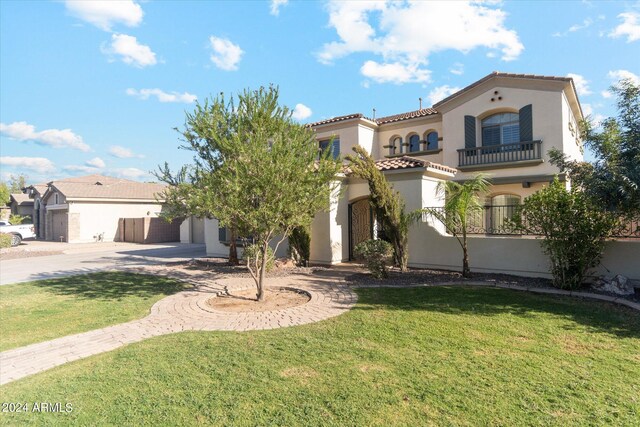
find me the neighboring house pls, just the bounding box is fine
[9,193,34,221]
[23,183,47,238]
[31,174,171,243]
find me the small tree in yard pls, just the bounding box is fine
[346,146,420,271]
[513,178,618,290]
[184,86,342,301]
[423,174,489,278]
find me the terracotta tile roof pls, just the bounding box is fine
[375,108,439,124]
[433,71,574,108]
[307,113,366,127]
[375,156,457,174]
[309,110,439,128]
[47,175,166,201]
[345,156,457,175]
[10,193,33,206]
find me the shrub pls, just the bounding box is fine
[0,233,12,248]
[288,226,311,267]
[8,214,27,225]
[354,239,393,279]
[243,244,275,273]
[513,178,618,290]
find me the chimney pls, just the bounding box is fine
[419,97,423,110]
[372,108,376,120]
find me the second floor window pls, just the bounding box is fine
[481,113,519,146]
[426,131,438,150]
[319,138,340,159]
[408,134,420,152]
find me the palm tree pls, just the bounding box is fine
[424,174,490,278]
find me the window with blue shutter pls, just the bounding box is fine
[519,104,533,142]
[464,115,476,155]
[408,134,420,152]
[426,131,438,150]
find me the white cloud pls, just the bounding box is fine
[109,145,144,159]
[608,69,640,85]
[291,103,312,120]
[102,34,157,67]
[318,1,523,84]
[601,90,612,99]
[208,36,243,71]
[86,157,106,168]
[361,60,431,84]
[113,167,148,179]
[64,165,100,174]
[449,62,464,75]
[553,17,595,37]
[567,73,592,96]
[65,0,143,31]
[427,85,462,106]
[0,156,55,174]
[126,88,197,103]
[270,0,288,16]
[609,12,640,42]
[0,121,89,151]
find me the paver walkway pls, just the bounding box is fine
[0,267,357,385]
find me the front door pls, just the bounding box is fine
[349,199,373,260]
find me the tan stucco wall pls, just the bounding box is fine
[407,221,640,280]
[376,116,443,161]
[68,201,163,243]
[441,86,565,180]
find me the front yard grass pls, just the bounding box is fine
[1,286,639,426]
[0,272,188,351]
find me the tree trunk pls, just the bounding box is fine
[256,241,268,301]
[462,243,471,278]
[228,227,239,265]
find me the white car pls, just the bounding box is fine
[0,221,36,246]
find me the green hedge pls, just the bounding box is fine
[0,233,12,248]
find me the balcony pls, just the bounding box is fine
[457,140,543,170]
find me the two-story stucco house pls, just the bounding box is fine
[203,72,597,276]
[303,72,585,266]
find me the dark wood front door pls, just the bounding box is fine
[349,199,372,260]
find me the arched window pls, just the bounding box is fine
[481,112,519,147]
[408,134,420,153]
[426,131,438,150]
[490,194,521,232]
[391,136,402,155]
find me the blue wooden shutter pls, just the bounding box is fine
[519,104,533,142]
[464,115,476,148]
[332,139,340,159]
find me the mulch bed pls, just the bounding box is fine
[345,267,640,303]
[345,268,553,288]
[166,258,328,279]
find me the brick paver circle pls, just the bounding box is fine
[0,268,357,385]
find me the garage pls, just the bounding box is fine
[50,210,68,242]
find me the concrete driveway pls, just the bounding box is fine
[0,242,206,285]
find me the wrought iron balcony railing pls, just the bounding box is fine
[424,205,639,239]
[457,140,542,168]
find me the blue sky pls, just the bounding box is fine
[1,0,639,185]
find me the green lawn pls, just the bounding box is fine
[1,286,639,426]
[0,272,188,351]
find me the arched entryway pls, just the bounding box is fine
[348,198,373,260]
